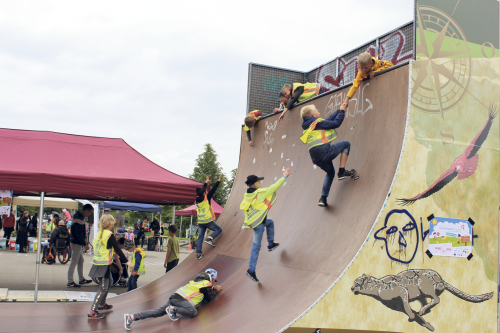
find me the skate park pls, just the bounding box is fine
[0,0,499,332]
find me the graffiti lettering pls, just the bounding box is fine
[263,120,278,145]
[263,77,288,101]
[324,83,373,118]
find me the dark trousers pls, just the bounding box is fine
[90,277,110,312]
[3,227,13,244]
[134,295,197,320]
[127,274,140,292]
[135,235,144,248]
[165,259,178,273]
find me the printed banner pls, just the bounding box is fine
[0,190,13,215]
[428,217,472,258]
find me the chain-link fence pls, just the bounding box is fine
[246,21,414,114]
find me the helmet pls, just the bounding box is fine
[205,268,218,282]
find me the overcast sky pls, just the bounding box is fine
[0,1,414,178]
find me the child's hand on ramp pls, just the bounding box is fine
[278,109,288,122]
[283,168,292,177]
[214,285,223,291]
[249,141,253,147]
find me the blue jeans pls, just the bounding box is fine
[196,221,222,254]
[316,140,351,197]
[127,274,139,292]
[249,218,275,271]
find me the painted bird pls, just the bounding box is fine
[398,105,497,206]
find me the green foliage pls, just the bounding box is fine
[189,143,230,206]
[226,168,237,195]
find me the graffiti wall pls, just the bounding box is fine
[290,1,499,332]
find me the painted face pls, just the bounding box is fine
[351,274,369,294]
[374,209,419,264]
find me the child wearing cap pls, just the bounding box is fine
[124,268,222,330]
[244,110,263,147]
[343,52,393,106]
[195,174,223,260]
[240,168,292,282]
[300,103,355,207]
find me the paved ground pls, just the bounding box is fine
[0,244,191,294]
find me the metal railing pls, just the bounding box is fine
[246,21,414,115]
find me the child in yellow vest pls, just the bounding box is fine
[88,215,132,320]
[243,110,263,147]
[278,82,325,121]
[300,103,355,208]
[124,268,222,330]
[240,169,292,282]
[343,52,393,106]
[195,174,223,260]
[126,241,145,292]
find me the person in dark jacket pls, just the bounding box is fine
[135,218,146,248]
[124,268,222,330]
[28,212,38,237]
[67,204,93,288]
[16,210,29,253]
[50,220,70,247]
[300,102,355,207]
[150,217,160,245]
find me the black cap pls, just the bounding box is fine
[245,175,264,186]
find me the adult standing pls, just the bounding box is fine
[3,211,15,245]
[29,212,38,237]
[136,218,146,249]
[67,204,93,288]
[150,217,160,245]
[16,210,29,253]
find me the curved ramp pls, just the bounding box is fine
[0,65,410,333]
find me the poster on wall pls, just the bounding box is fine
[0,190,13,215]
[428,216,472,258]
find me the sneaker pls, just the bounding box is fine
[124,314,133,330]
[165,306,179,321]
[88,311,105,319]
[204,238,216,247]
[246,270,259,283]
[67,282,81,288]
[338,169,355,180]
[318,196,328,207]
[196,253,202,260]
[98,304,113,312]
[268,242,280,252]
[79,279,92,285]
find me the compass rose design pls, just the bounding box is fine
[411,5,475,116]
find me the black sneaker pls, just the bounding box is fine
[338,169,355,180]
[124,314,133,330]
[268,242,280,252]
[98,304,113,312]
[246,270,259,282]
[79,279,92,285]
[88,311,105,319]
[67,282,81,288]
[196,253,202,260]
[318,196,328,207]
[165,306,179,321]
[204,238,216,247]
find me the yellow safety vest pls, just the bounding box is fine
[131,248,146,275]
[293,82,322,103]
[45,222,55,232]
[244,110,261,132]
[196,194,216,224]
[300,118,337,150]
[175,279,212,306]
[93,229,114,265]
[241,189,277,229]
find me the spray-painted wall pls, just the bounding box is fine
[290,1,499,332]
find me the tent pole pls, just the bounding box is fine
[34,192,45,303]
[172,204,176,234]
[180,217,183,239]
[189,215,193,240]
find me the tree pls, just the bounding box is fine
[225,168,237,196]
[189,143,229,206]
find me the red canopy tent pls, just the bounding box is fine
[0,128,201,205]
[174,200,224,218]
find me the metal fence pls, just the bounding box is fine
[246,21,414,114]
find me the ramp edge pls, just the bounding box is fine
[278,61,414,333]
